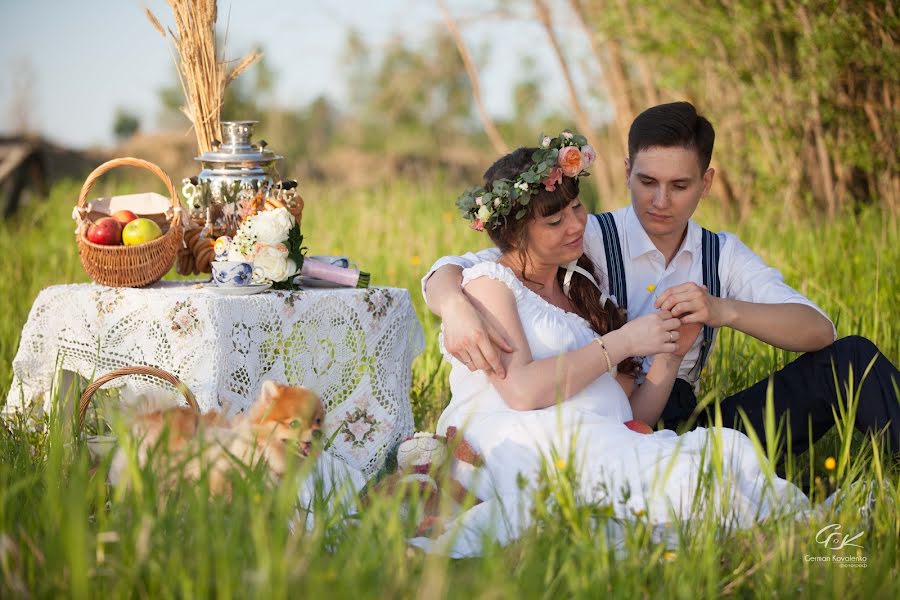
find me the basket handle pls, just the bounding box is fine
[78,366,199,430]
[76,157,182,227]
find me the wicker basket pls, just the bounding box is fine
[78,366,199,432]
[76,157,183,287]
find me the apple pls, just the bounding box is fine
[122,218,163,246]
[111,209,139,225]
[624,419,654,435]
[86,217,123,245]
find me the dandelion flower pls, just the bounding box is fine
[410,255,422,266]
[824,456,836,471]
[646,284,656,292]
[663,550,677,562]
[554,457,567,470]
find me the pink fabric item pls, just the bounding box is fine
[301,257,361,287]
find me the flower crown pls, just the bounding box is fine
[456,131,596,231]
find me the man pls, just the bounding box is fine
[423,102,900,457]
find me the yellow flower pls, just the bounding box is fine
[663,550,677,562]
[632,509,647,519]
[824,456,836,471]
[410,255,422,266]
[646,284,656,292]
[554,458,567,470]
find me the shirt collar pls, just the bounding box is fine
[623,205,701,261]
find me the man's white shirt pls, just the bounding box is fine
[423,205,836,383]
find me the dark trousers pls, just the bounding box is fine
[658,336,900,458]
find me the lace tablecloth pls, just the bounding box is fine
[5,281,425,478]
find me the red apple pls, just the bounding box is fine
[111,209,139,225]
[86,217,123,245]
[624,419,654,435]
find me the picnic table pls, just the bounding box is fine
[6,281,425,478]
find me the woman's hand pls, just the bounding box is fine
[613,311,681,357]
[441,294,514,378]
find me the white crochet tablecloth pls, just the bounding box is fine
[5,281,425,478]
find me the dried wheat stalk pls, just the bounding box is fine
[145,1,262,154]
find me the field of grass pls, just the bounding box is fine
[1,177,898,598]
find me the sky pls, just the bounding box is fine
[0,0,605,149]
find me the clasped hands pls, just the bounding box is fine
[444,282,723,379]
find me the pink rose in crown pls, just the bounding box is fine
[471,219,485,231]
[542,167,563,191]
[580,144,597,168]
[558,145,584,177]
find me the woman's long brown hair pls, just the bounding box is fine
[482,147,640,377]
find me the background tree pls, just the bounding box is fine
[112,109,141,142]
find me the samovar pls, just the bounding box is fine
[182,120,299,238]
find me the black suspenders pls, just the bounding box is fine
[593,213,721,380]
[694,228,721,380]
[595,212,627,311]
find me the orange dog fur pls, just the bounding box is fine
[109,381,325,496]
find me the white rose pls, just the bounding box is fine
[253,243,296,282]
[476,204,493,222]
[493,197,500,207]
[251,207,295,244]
[541,136,552,148]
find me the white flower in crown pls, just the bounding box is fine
[561,131,574,139]
[514,181,529,192]
[476,204,493,222]
[475,196,484,206]
[541,136,552,149]
[493,197,500,207]
[581,144,597,168]
[249,207,294,245]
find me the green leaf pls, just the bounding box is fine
[515,209,527,219]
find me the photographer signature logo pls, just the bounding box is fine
[805,524,867,567]
[815,523,864,551]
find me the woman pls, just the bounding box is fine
[410,135,809,557]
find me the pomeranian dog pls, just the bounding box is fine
[109,381,325,496]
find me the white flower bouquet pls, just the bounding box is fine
[216,207,370,289]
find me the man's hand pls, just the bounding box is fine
[441,295,514,378]
[655,283,734,328]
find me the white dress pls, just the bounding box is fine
[410,262,810,557]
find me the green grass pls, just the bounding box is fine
[1,178,898,598]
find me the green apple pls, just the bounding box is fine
[122,218,163,246]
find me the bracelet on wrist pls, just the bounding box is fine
[593,336,615,376]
